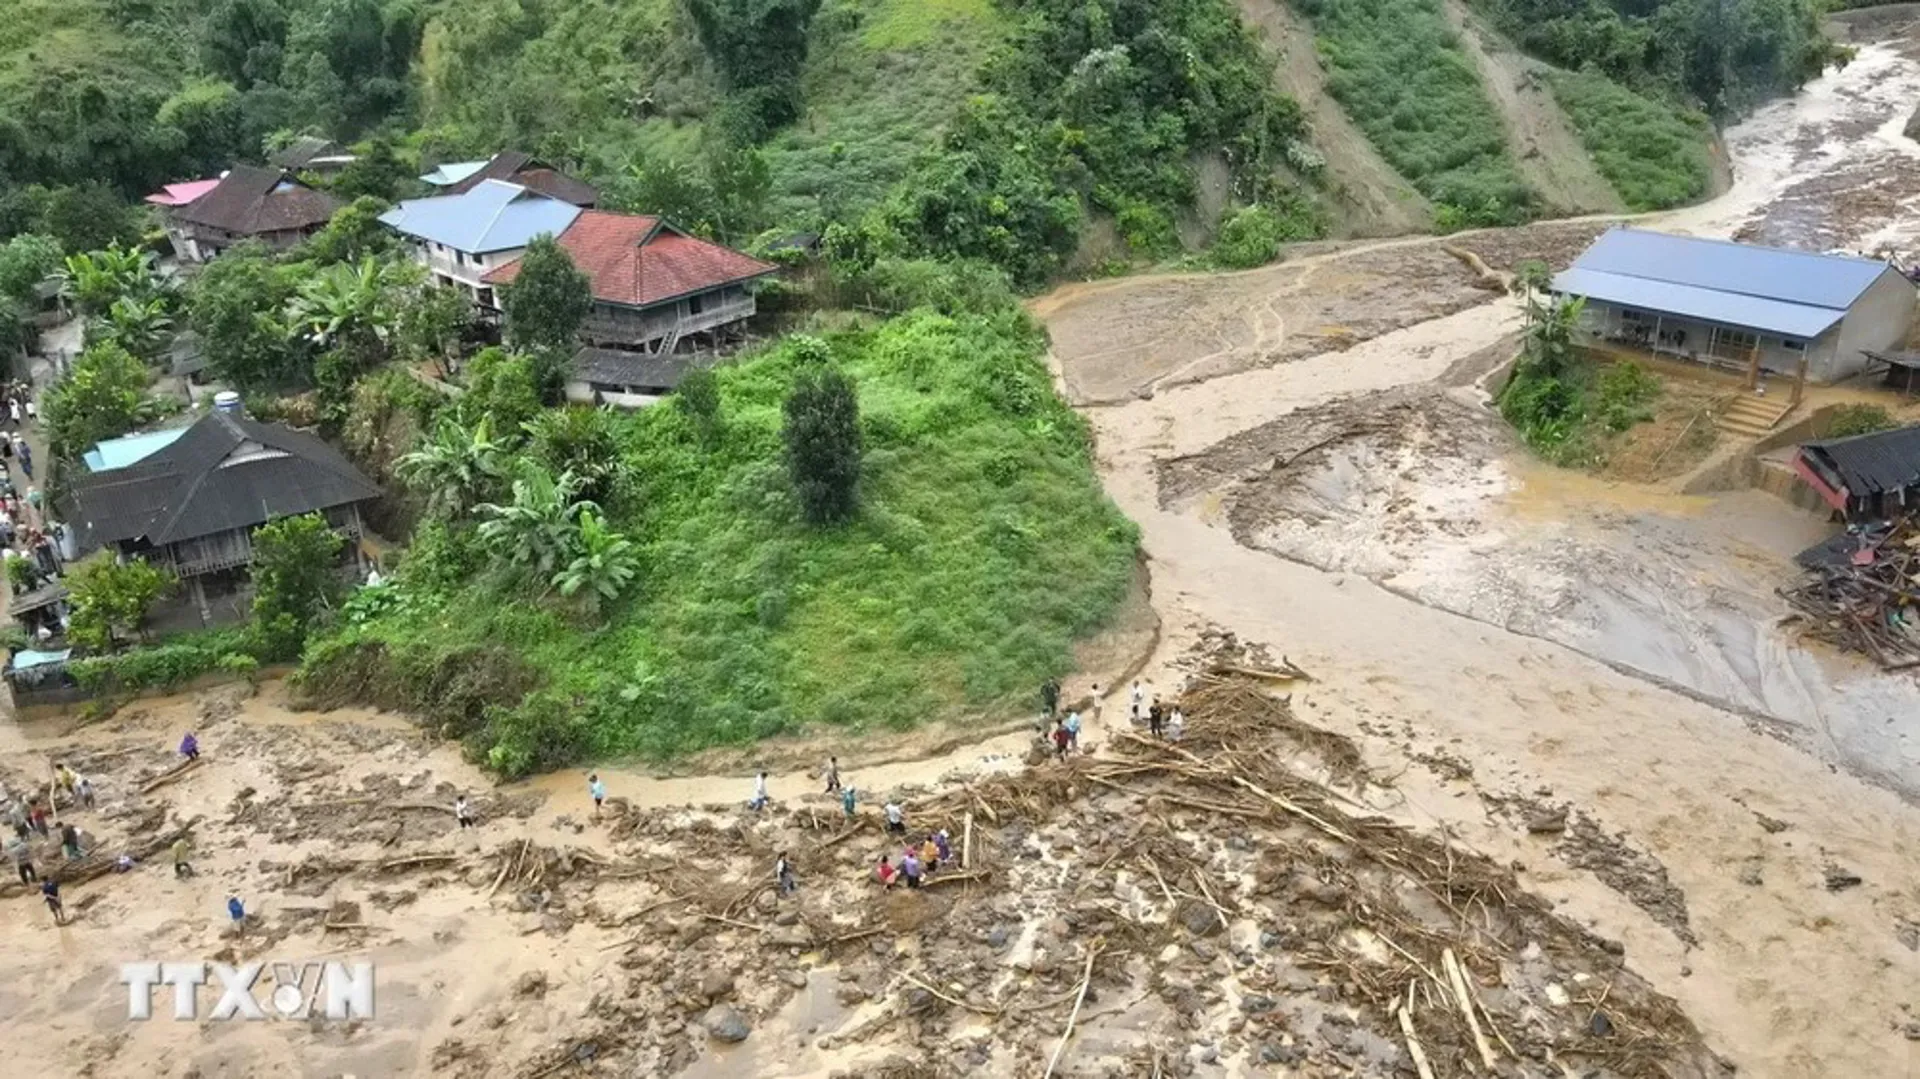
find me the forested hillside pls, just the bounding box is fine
[0,0,1842,264]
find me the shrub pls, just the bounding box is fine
[1826,403,1898,439]
[783,363,863,525]
[1594,361,1661,431]
[252,514,347,660]
[1211,201,1319,270]
[65,552,175,651]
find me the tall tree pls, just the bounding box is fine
[43,342,151,460]
[187,241,298,388]
[0,234,62,306]
[201,0,290,89]
[501,236,591,356]
[782,362,861,525]
[251,513,346,659]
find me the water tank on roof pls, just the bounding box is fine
[213,391,243,415]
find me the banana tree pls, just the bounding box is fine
[552,508,640,616]
[396,414,507,519]
[475,464,596,582]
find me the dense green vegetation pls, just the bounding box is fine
[1297,0,1531,226]
[1499,295,1663,467]
[1825,403,1898,439]
[296,305,1138,773]
[1547,70,1713,212]
[1473,0,1835,116]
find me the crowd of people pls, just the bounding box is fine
[0,379,74,642]
[3,760,99,925]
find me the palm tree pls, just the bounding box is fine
[284,257,403,366]
[475,464,596,582]
[552,508,640,615]
[396,415,506,519]
[57,244,162,315]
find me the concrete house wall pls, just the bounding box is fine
[1831,266,1919,380]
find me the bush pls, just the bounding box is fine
[67,629,262,694]
[1826,403,1898,439]
[1594,360,1661,431]
[1210,201,1319,270]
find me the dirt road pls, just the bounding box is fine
[1040,18,1920,1076]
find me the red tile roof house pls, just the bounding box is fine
[164,166,342,263]
[484,211,777,407]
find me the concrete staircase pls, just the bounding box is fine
[1716,393,1794,439]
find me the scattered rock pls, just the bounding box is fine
[1590,1012,1615,1037]
[779,969,808,990]
[1738,863,1764,887]
[1753,812,1790,834]
[1049,917,1073,940]
[701,972,735,1001]
[773,910,799,927]
[1904,1021,1920,1042]
[1239,994,1276,1014]
[1824,867,1863,892]
[702,1004,750,1043]
[986,926,1011,950]
[512,971,548,999]
[1525,809,1568,834]
[1195,1044,1219,1065]
[1259,930,1282,950]
[1896,921,1920,952]
[1181,901,1224,937]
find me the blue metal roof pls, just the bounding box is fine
[82,427,189,473]
[378,180,581,254]
[1566,227,1891,305]
[420,160,488,186]
[1551,267,1847,339]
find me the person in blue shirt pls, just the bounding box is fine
[840,786,857,819]
[1064,711,1082,751]
[588,774,607,816]
[227,894,246,934]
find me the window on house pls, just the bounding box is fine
[688,293,705,315]
[1781,338,1805,351]
[477,287,496,308]
[455,250,467,266]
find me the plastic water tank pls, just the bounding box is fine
[212,391,243,415]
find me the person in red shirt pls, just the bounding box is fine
[1052,720,1071,761]
[875,855,897,889]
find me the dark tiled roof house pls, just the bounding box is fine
[166,166,342,262]
[66,411,378,626]
[446,151,599,207]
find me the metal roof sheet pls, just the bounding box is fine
[378,180,580,254]
[1573,228,1891,310]
[1550,266,1847,339]
[420,160,488,186]
[1801,424,1920,497]
[83,428,189,473]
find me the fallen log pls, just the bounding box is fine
[1043,945,1102,1079]
[922,870,990,890]
[140,757,204,793]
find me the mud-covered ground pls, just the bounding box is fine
[0,662,1739,1079]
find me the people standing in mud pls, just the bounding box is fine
[8,797,28,839]
[749,771,770,812]
[28,800,49,837]
[900,847,923,889]
[227,893,246,933]
[59,821,84,861]
[875,855,897,889]
[7,832,35,883]
[1130,680,1145,724]
[919,833,941,873]
[455,796,476,829]
[179,731,199,761]
[41,879,63,924]
[884,801,906,835]
[171,835,194,878]
[1041,677,1061,718]
[841,785,857,819]
[823,756,841,794]
[1064,709,1082,751]
[588,773,606,816]
[1148,699,1165,739]
[776,851,796,896]
[1051,718,1071,761]
[933,829,953,868]
[76,775,94,810]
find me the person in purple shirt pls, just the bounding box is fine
[900,849,923,889]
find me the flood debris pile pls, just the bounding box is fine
[1782,520,1920,669]
[497,663,1730,1077]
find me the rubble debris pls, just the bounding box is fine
[1824,866,1864,892]
[1781,520,1920,669]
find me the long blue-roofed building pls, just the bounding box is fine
[1551,228,1915,392]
